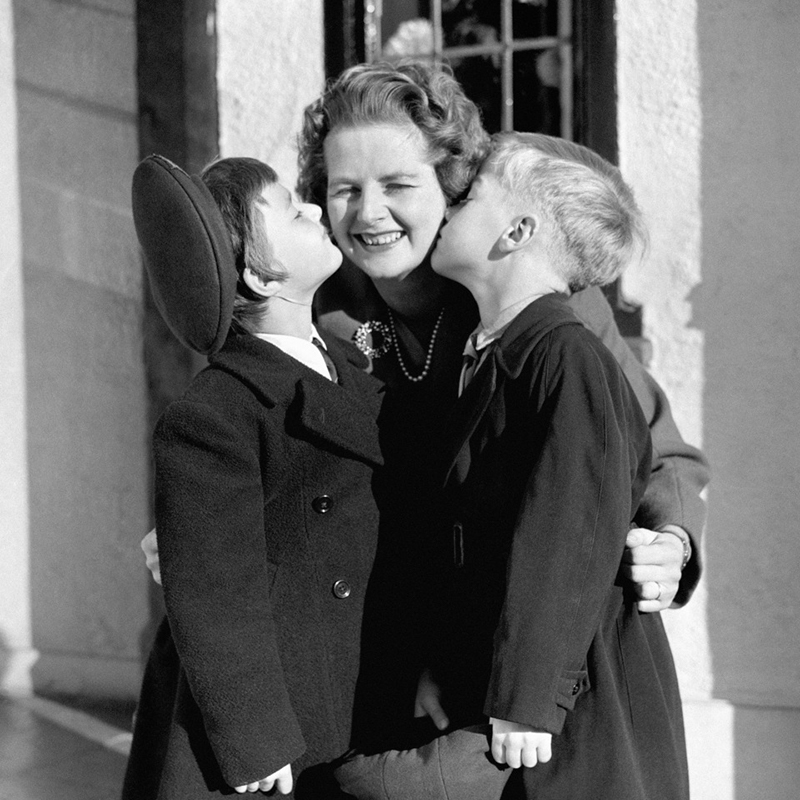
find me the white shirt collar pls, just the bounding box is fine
[465,293,546,355]
[253,325,333,381]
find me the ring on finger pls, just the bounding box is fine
[654,582,663,601]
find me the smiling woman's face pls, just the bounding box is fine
[324,124,448,283]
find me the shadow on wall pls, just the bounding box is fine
[139,290,205,664]
[0,629,9,688]
[695,3,800,797]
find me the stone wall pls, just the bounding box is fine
[216,0,326,187]
[8,0,149,698]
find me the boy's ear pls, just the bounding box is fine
[242,268,282,299]
[498,215,538,253]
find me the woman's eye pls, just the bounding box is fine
[386,183,412,192]
[329,186,357,199]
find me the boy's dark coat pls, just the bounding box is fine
[122,332,384,799]
[431,295,689,800]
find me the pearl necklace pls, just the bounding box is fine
[387,306,445,383]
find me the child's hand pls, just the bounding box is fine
[140,528,161,586]
[414,668,450,730]
[234,763,292,794]
[490,718,552,768]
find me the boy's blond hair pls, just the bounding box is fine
[488,133,647,292]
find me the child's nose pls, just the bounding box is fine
[304,203,323,222]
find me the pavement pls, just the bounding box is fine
[0,692,133,800]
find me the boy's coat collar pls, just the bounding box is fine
[493,293,579,379]
[209,332,384,466]
[442,293,580,485]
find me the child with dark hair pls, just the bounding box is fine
[122,156,384,799]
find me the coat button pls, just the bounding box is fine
[571,682,581,695]
[332,580,351,599]
[312,495,334,514]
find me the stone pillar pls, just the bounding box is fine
[13,0,150,699]
[0,0,36,695]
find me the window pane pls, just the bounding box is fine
[381,2,434,60]
[448,54,503,133]
[442,1,500,50]
[513,47,562,134]
[361,0,569,136]
[440,0,558,44]
[512,0,559,39]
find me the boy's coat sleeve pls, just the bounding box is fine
[568,286,709,604]
[154,397,305,786]
[484,329,651,733]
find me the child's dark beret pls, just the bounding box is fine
[132,155,236,355]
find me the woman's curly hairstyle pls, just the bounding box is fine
[296,61,490,213]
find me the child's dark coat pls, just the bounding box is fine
[431,294,689,800]
[122,332,384,799]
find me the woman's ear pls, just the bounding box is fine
[499,215,538,252]
[242,268,282,298]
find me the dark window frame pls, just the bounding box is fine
[136,0,219,431]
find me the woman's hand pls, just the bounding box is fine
[414,668,450,731]
[140,528,161,586]
[234,764,293,794]
[490,718,552,768]
[622,527,687,611]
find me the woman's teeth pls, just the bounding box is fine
[358,231,404,246]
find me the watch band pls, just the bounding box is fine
[661,527,692,570]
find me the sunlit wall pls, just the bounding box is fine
[619,1,800,797]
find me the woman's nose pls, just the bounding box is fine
[355,187,386,223]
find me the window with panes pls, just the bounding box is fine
[325,0,644,348]
[326,1,613,148]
